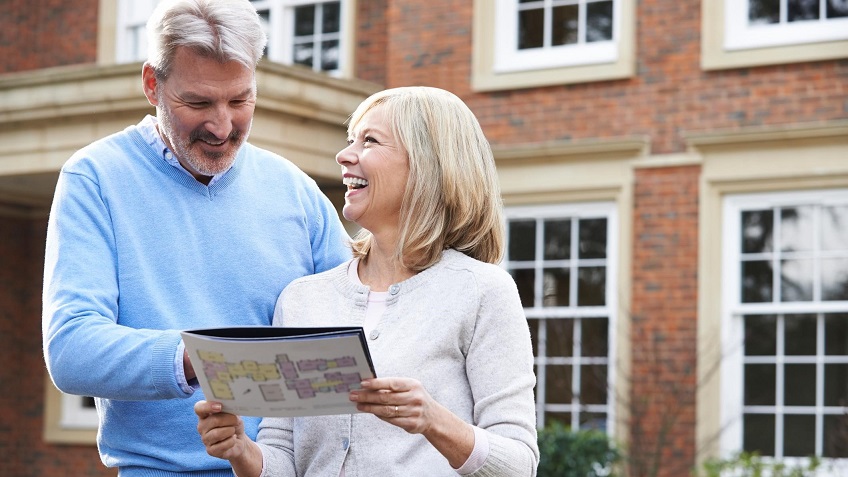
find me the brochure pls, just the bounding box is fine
[181,326,376,418]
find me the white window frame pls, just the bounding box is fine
[59,394,99,429]
[115,0,159,64]
[472,0,635,91]
[504,201,618,435]
[112,0,352,76]
[276,0,344,74]
[493,0,620,74]
[724,0,848,51]
[721,189,848,473]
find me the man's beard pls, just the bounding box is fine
[157,103,250,177]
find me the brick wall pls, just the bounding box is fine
[0,0,98,74]
[629,166,700,477]
[353,0,388,87]
[0,215,114,477]
[375,0,848,154]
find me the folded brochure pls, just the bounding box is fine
[181,326,376,418]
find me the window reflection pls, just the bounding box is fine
[742,210,774,253]
[780,206,815,252]
[780,259,814,302]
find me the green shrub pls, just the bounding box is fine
[537,421,620,477]
[700,451,821,477]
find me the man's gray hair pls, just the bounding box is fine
[146,0,267,79]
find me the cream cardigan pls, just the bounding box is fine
[257,249,539,477]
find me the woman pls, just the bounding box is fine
[195,86,539,476]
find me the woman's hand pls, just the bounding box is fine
[194,401,264,477]
[350,378,475,467]
[195,401,249,460]
[348,377,439,434]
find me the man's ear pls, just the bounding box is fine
[141,63,160,107]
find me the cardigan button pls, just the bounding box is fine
[369,330,380,340]
[389,284,400,295]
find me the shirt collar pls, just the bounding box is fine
[138,115,230,186]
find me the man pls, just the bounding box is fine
[42,1,350,475]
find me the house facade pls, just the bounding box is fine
[1,1,846,476]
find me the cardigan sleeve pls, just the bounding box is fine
[256,417,297,477]
[463,267,540,477]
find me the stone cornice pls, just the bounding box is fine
[492,135,650,165]
[683,120,848,149]
[0,61,380,126]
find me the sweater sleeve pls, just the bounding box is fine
[42,167,190,401]
[305,179,351,275]
[255,417,297,477]
[464,268,540,477]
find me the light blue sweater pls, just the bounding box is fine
[42,120,350,477]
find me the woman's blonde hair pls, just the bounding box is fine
[347,86,504,269]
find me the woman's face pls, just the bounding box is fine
[336,105,409,234]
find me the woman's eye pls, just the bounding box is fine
[364,136,378,144]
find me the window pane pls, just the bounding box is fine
[784,364,816,406]
[581,318,608,357]
[824,363,848,406]
[518,8,544,49]
[742,260,773,303]
[579,218,607,259]
[744,414,775,455]
[784,414,816,457]
[581,364,607,405]
[548,318,575,357]
[822,205,848,251]
[293,42,314,67]
[586,0,613,42]
[510,268,535,308]
[579,412,607,431]
[577,266,606,306]
[528,318,540,356]
[745,364,776,406]
[785,314,817,356]
[552,5,579,46]
[294,5,315,36]
[545,365,573,403]
[781,259,814,302]
[543,268,570,306]
[788,0,820,22]
[822,258,848,301]
[824,414,848,457]
[545,412,572,428]
[322,2,341,33]
[745,315,777,356]
[509,220,536,261]
[749,0,781,24]
[825,313,848,355]
[780,206,815,252]
[742,210,774,253]
[828,0,848,18]
[543,219,571,260]
[320,39,339,70]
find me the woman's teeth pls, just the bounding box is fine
[343,177,369,189]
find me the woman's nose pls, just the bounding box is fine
[336,143,358,165]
